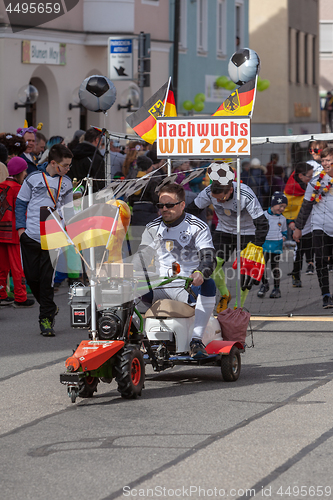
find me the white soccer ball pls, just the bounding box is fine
[79,75,117,112]
[207,163,235,185]
[228,48,260,85]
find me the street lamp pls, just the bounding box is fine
[117,85,140,111]
[69,86,82,110]
[14,84,39,110]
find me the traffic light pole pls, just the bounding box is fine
[138,31,151,107]
[138,32,144,107]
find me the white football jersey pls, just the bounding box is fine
[139,213,214,278]
[304,173,333,236]
[194,181,264,234]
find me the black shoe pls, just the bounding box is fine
[322,295,333,309]
[306,263,314,275]
[270,288,281,299]
[292,276,302,288]
[13,298,35,307]
[189,339,208,358]
[257,283,269,298]
[40,318,55,337]
[0,297,14,306]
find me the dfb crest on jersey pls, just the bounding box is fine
[179,231,191,245]
[207,163,235,185]
[165,240,174,252]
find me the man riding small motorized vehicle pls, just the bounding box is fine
[60,184,250,403]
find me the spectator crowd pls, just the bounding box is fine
[1,124,333,337]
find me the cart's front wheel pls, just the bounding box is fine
[78,376,99,398]
[70,387,77,403]
[221,346,241,382]
[115,346,145,399]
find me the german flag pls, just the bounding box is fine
[213,78,257,117]
[126,80,177,144]
[232,242,265,282]
[40,207,71,250]
[66,203,118,251]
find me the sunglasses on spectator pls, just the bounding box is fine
[56,161,71,170]
[309,148,322,154]
[156,201,182,209]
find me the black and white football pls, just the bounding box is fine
[207,163,235,185]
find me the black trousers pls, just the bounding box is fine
[312,230,333,296]
[262,252,281,288]
[212,231,253,262]
[20,232,57,320]
[292,232,314,279]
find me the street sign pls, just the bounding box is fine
[156,116,251,158]
[108,37,133,80]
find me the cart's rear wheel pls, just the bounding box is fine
[78,376,99,398]
[221,346,241,381]
[115,346,145,399]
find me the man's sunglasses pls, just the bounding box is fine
[156,201,182,209]
[309,148,322,154]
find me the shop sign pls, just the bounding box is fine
[22,40,66,65]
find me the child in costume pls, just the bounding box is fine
[257,192,288,299]
[0,157,35,307]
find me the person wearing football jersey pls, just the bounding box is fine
[293,155,333,308]
[132,183,216,359]
[257,192,288,299]
[187,169,269,310]
[15,144,74,336]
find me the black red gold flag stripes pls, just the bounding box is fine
[213,78,257,117]
[40,207,71,250]
[126,80,177,144]
[66,203,118,251]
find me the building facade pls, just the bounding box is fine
[319,0,333,94]
[319,0,333,130]
[0,0,172,141]
[249,0,320,137]
[171,0,249,116]
[0,0,322,143]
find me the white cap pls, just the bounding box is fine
[250,158,261,167]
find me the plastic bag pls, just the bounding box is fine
[217,307,251,343]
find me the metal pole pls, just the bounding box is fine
[87,177,97,340]
[172,0,180,109]
[236,157,241,309]
[138,32,144,107]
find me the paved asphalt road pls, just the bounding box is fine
[1,284,333,500]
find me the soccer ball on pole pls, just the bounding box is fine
[79,75,117,112]
[207,163,235,185]
[228,48,260,86]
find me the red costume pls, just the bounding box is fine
[0,178,27,302]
